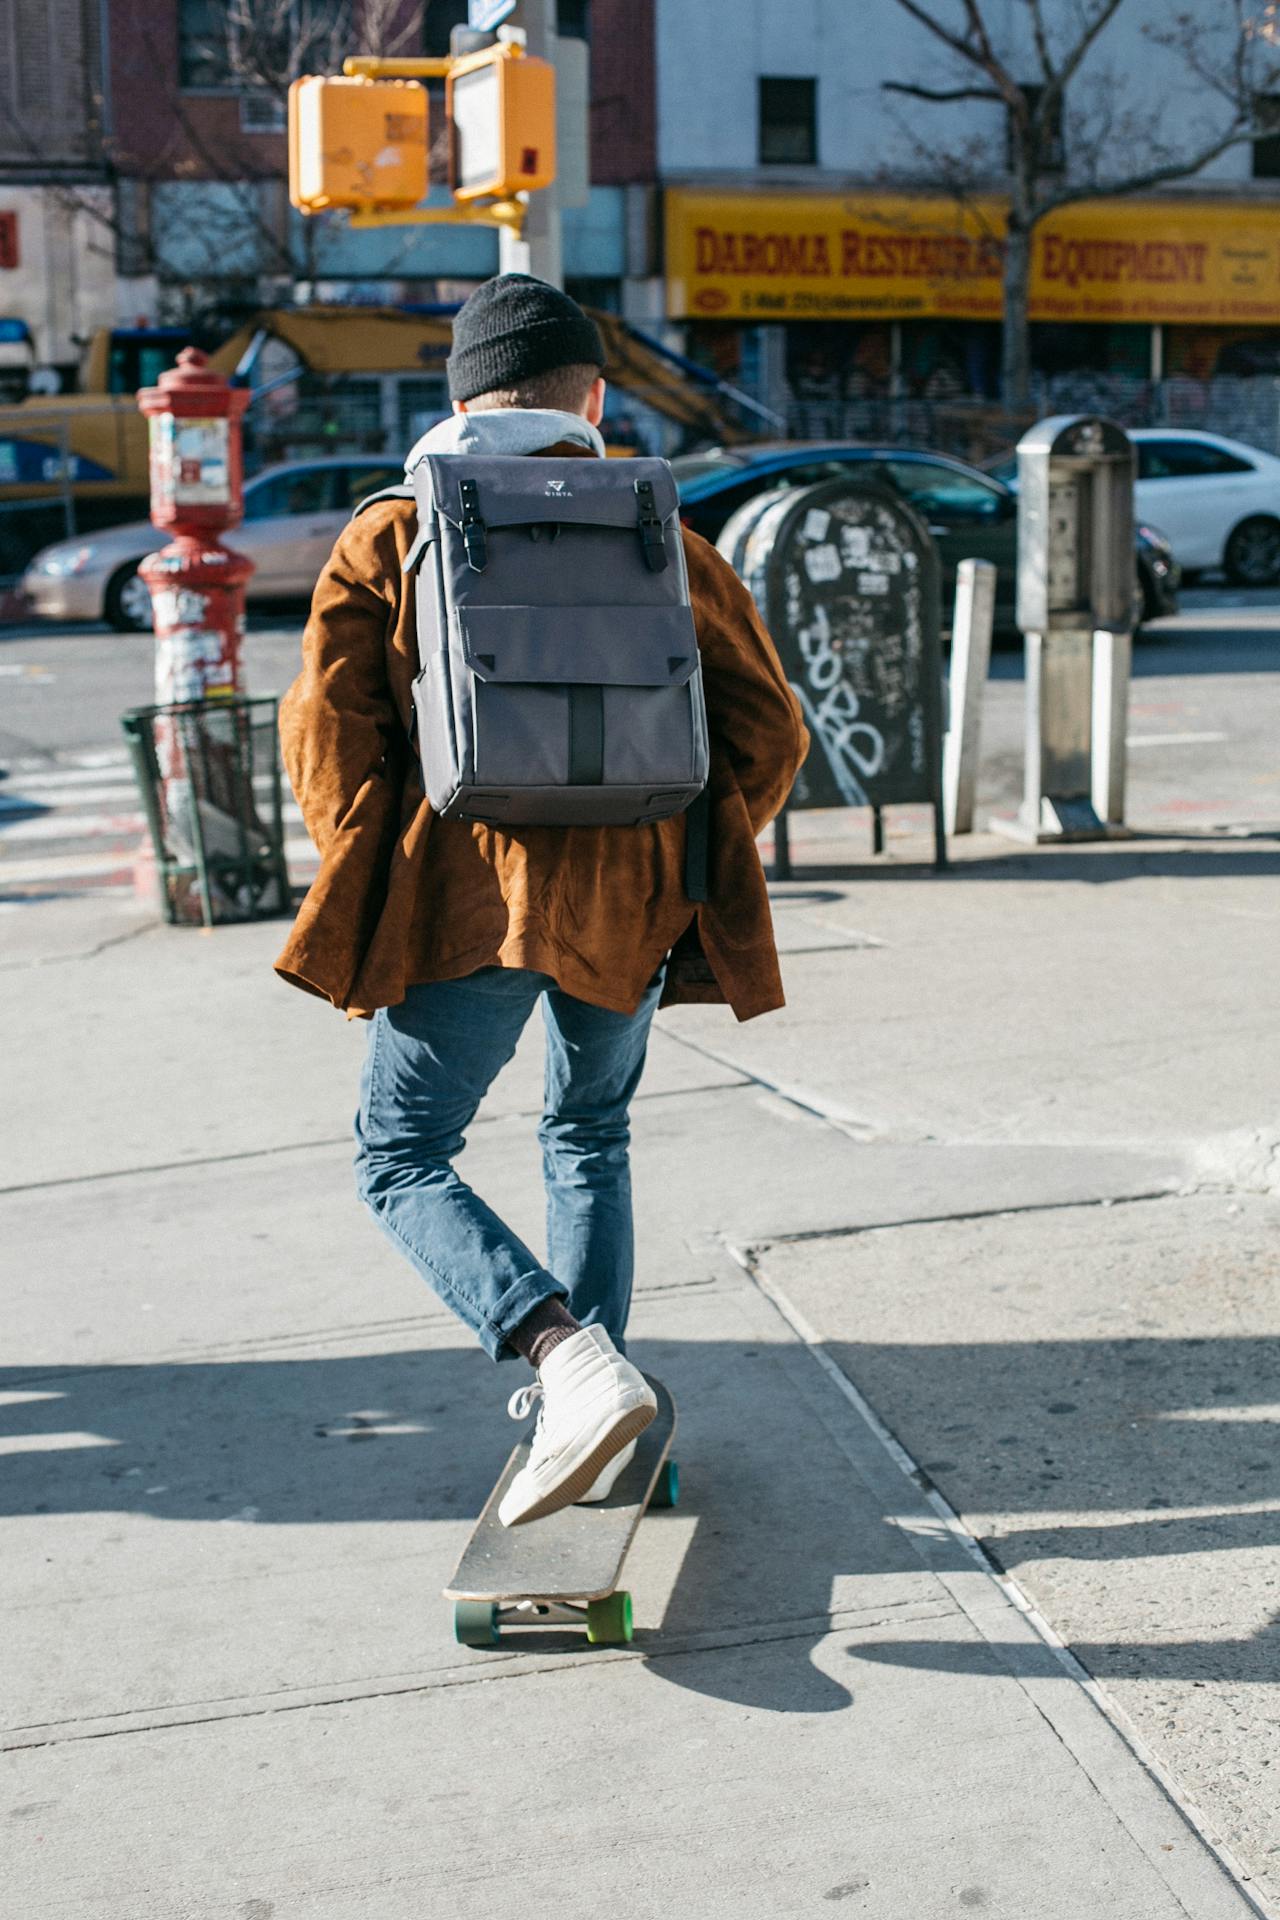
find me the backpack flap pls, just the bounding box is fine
[457,604,699,687]
[417,454,680,539]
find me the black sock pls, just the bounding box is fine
[509,1296,581,1370]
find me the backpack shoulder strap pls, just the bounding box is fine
[351,482,436,575]
[352,483,415,517]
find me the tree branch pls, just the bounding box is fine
[1035,121,1248,217]
[959,0,998,65]
[1055,0,1127,95]
[1024,0,1055,84]
[886,0,988,65]
[883,81,1005,103]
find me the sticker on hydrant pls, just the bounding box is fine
[150,415,231,506]
[156,627,237,703]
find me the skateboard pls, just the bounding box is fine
[444,1375,678,1647]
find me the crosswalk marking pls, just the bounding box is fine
[4,764,138,791]
[0,750,318,904]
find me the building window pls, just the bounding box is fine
[759,76,816,166]
[422,0,471,57]
[1006,84,1065,173]
[1253,96,1280,178]
[558,0,590,37]
[178,0,234,89]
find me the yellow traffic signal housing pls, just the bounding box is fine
[448,43,556,203]
[288,76,428,214]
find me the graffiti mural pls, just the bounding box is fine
[739,481,945,823]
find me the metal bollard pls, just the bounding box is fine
[943,558,996,835]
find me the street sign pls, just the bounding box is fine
[469,0,517,28]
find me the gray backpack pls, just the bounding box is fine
[371,455,710,874]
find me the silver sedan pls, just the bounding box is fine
[20,456,405,629]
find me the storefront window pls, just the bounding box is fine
[1167,327,1280,379]
[1032,323,1148,378]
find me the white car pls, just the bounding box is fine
[20,456,405,629]
[1130,428,1280,585]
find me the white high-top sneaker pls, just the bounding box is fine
[577,1438,637,1504]
[498,1327,656,1527]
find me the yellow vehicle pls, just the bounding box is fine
[0,326,193,575]
[2,306,751,578]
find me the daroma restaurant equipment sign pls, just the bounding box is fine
[666,189,1280,326]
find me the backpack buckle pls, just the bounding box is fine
[459,479,488,572]
[634,479,668,573]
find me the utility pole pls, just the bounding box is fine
[499,0,563,287]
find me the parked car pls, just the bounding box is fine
[673,442,1178,627]
[989,427,1280,585]
[1131,429,1280,585]
[19,456,406,630]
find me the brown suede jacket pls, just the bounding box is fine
[274,444,809,1021]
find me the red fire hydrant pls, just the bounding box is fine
[134,349,256,920]
[137,348,253,702]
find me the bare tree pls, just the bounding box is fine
[1,0,426,337]
[885,1,1280,406]
[200,0,427,290]
[224,0,424,103]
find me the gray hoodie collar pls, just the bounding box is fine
[406,407,605,471]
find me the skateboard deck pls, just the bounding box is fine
[445,1374,677,1646]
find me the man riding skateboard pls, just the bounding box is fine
[275,275,808,1526]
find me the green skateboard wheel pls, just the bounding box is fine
[454,1600,499,1647]
[586,1589,633,1645]
[650,1459,679,1509]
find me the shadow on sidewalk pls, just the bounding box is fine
[988,628,1280,678]
[773,835,1280,888]
[818,1330,1280,1691]
[3,1328,1278,1708]
[0,1335,867,1715]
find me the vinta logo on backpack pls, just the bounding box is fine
[544,479,571,496]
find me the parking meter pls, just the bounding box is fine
[1001,415,1136,841]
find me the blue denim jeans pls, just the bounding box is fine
[354,967,663,1362]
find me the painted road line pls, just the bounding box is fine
[4,771,140,795]
[1,784,141,809]
[1,812,147,843]
[0,851,137,883]
[1126,731,1229,747]
[0,837,317,887]
[1,802,303,844]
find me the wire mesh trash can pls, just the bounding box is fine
[121,695,291,928]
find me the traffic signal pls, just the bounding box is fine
[288,76,428,214]
[448,42,555,203]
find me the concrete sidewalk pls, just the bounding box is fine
[2,817,1278,1918]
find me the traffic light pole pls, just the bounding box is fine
[498,0,563,287]
[337,38,557,262]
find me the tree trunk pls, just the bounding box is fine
[1002,217,1032,413]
